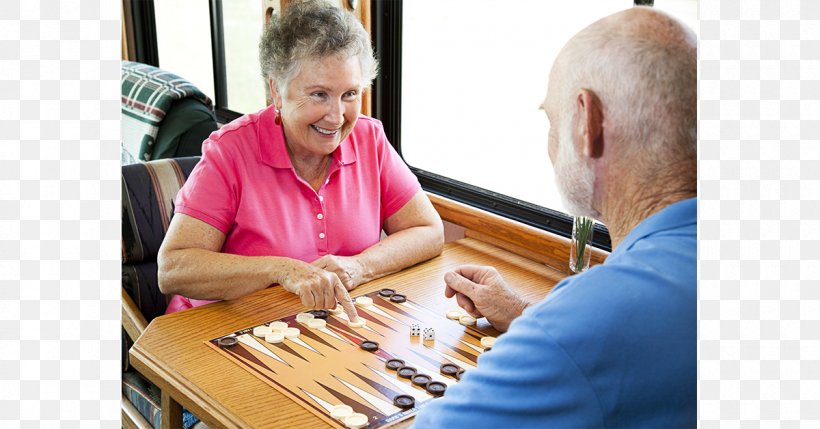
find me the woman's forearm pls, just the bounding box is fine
[157,248,293,300]
[356,224,444,283]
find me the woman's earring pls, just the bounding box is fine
[274,108,282,125]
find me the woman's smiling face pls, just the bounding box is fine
[272,55,363,159]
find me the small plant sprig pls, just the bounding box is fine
[573,216,594,273]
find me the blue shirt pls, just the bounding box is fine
[413,198,696,428]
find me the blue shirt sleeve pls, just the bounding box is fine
[412,305,605,429]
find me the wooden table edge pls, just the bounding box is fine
[130,344,246,429]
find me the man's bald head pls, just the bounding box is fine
[548,7,697,166]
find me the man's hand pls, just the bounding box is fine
[444,265,529,332]
[280,260,359,321]
[312,254,367,291]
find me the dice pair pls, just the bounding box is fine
[410,323,435,341]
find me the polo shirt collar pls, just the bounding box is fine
[259,105,358,169]
[611,197,696,257]
[334,133,357,166]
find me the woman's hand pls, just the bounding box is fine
[443,265,530,332]
[280,259,358,320]
[311,254,368,291]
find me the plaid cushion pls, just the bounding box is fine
[122,371,201,429]
[121,61,213,161]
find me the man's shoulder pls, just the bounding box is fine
[527,237,696,339]
[556,237,692,293]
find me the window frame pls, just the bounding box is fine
[371,0,612,251]
[130,0,159,67]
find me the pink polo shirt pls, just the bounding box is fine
[173,104,421,308]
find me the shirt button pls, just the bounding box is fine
[319,195,324,202]
[325,179,329,184]
[317,213,323,220]
[319,232,326,239]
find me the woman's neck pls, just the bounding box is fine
[287,147,331,191]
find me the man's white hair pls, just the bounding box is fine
[557,7,697,169]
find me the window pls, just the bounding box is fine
[154,0,215,101]
[375,0,698,249]
[221,0,267,114]
[402,0,634,211]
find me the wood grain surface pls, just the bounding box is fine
[130,238,568,428]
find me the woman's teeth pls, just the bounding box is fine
[312,125,338,135]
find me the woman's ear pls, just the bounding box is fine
[268,79,282,109]
[575,89,604,159]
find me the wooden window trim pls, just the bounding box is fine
[428,193,608,274]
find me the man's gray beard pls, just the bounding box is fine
[554,131,600,220]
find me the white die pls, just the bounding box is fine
[410,323,420,336]
[422,327,435,341]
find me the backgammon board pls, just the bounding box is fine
[207,289,499,428]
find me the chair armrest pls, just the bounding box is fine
[122,287,149,342]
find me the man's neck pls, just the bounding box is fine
[599,162,696,249]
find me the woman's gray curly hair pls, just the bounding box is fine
[259,0,379,96]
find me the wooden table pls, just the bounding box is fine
[130,238,566,428]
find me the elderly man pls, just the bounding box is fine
[413,7,696,428]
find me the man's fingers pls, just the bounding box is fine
[455,292,478,315]
[333,278,359,321]
[447,272,484,317]
[466,302,478,315]
[444,271,477,298]
[453,265,491,282]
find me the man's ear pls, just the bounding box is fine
[268,79,282,109]
[574,89,604,159]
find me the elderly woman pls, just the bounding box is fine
[157,0,444,319]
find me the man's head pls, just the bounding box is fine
[542,7,697,220]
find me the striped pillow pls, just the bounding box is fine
[121,157,200,322]
[122,157,200,265]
